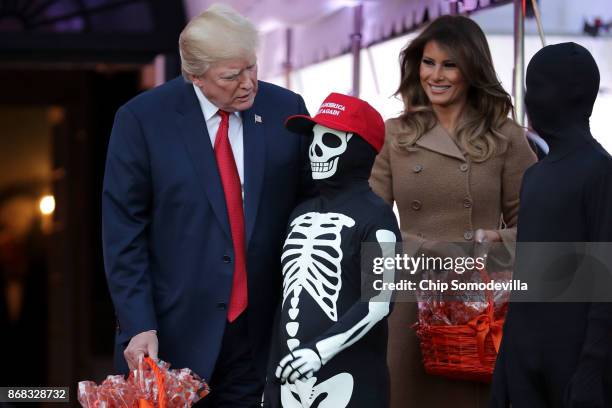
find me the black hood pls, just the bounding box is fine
[525,42,600,160]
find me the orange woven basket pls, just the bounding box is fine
[414,268,506,383]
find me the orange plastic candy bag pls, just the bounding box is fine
[78,357,210,408]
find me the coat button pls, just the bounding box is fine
[223,255,232,263]
[463,198,472,208]
[216,302,227,310]
[460,163,469,172]
[413,164,423,173]
[411,200,422,210]
[464,230,474,241]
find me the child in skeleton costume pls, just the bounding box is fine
[263,93,401,408]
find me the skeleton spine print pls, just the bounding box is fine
[281,212,356,351]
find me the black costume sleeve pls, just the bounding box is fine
[567,167,612,407]
[581,167,612,365]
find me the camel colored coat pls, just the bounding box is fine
[369,117,537,408]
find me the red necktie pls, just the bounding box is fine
[214,110,247,322]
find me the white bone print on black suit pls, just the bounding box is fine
[264,122,401,408]
[282,212,355,351]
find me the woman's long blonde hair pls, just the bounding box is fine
[395,15,514,162]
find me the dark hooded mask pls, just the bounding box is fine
[525,42,600,159]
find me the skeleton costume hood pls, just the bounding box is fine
[263,94,401,408]
[491,43,612,407]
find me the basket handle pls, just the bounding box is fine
[137,357,166,408]
[477,266,495,308]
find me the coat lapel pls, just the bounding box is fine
[176,83,232,242]
[416,123,466,162]
[241,107,265,249]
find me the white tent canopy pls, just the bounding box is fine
[180,0,612,152]
[184,0,510,78]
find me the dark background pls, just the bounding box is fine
[0,1,187,405]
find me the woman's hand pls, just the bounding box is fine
[420,240,469,259]
[475,229,501,243]
[474,229,507,264]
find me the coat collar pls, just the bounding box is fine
[415,122,466,162]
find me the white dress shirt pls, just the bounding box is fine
[193,84,245,187]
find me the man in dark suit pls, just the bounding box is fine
[102,4,311,406]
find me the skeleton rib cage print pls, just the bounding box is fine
[269,187,400,408]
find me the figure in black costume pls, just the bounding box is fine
[263,93,401,408]
[490,43,612,407]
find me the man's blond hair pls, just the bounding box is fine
[179,3,259,81]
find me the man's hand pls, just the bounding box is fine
[124,330,158,370]
[275,348,322,384]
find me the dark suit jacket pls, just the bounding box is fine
[102,77,311,379]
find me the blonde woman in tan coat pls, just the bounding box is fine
[369,15,537,407]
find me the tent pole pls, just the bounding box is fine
[284,28,293,90]
[513,0,525,126]
[351,4,363,97]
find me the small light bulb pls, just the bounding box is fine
[40,195,55,215]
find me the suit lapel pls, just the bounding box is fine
[416,123,466,162]
[176,83,232,242]
[241,106,265,250]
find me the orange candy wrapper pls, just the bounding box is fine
[78,357,210,408]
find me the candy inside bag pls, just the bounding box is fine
[78,358,210,408]
[135,359,210,407]
[417,268,512,326]
[78,376,140,408]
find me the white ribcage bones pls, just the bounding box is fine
[278,226,397,408]
[281,212,355,350]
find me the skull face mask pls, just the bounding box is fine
[309,124,353,180]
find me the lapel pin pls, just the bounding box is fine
[255,114,262,123]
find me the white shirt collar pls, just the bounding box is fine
[192,84,240,121]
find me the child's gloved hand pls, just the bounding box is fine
[275,348,323,384]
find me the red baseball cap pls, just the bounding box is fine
[285,92,385,152]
